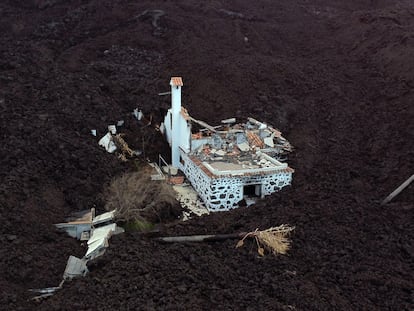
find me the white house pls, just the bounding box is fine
[162,77,294,212]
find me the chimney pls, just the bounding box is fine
[170,77,183,168]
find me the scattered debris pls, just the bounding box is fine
[34,210,124,301]
[221,117,236,124]
[31,256,88,302]
[218,8,245,19]
[29,281,65,302]
[381,174,414,205]
[95,118,141,160]
[29,286,62,295]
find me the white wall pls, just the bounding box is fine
[181,150,293,212]
[163,109,191,167]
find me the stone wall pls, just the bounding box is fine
[181,151,292,212]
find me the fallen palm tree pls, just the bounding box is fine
[157,224,295,256]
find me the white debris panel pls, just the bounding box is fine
[92,210,116,226]
[64,256,88,280]
[98,132,117,153]
[85,223,117,259]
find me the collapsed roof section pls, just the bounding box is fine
[188,116,293,175]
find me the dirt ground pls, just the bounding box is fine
[1,0,413,310]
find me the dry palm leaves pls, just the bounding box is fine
[113,134,136,161]
[236,225,295,256]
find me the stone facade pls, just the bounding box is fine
[181,151,292,212]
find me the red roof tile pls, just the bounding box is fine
[246,131,264,148]
[170,77,183,86]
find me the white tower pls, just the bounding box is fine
[170,77,183,168]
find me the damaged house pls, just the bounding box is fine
[161,77,294,212]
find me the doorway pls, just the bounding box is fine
[243,184,262,198]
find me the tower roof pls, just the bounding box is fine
[170,77,183,87]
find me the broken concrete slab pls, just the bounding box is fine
[35,210,123,301]
[237,142,250,152]
[264,136,275,148]
[214,149,226,156]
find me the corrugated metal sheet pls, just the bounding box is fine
[63,256,88,279]
[92,210,116,226]
[85,223,117,259]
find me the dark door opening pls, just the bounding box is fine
[243,184,261,197]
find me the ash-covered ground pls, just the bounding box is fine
[0,0,413,310]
